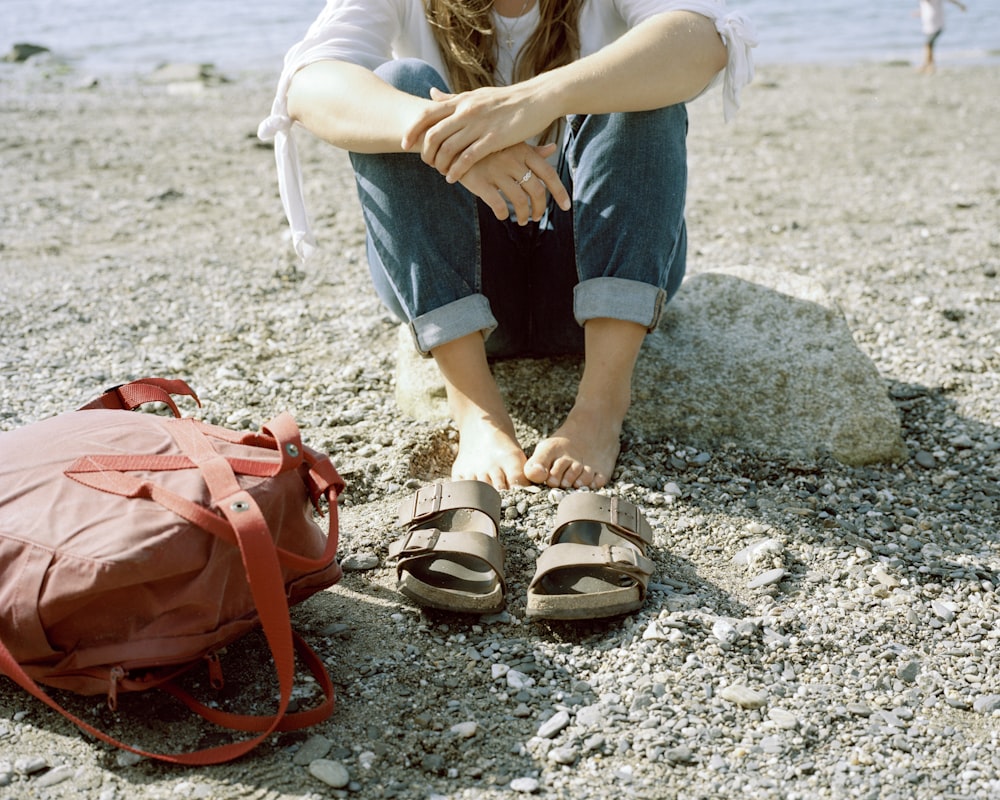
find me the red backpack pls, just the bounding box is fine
[0,378,344,764]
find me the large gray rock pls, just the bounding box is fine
[394,267,907,466]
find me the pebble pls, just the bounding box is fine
[308,759,350,789]
[575,704,604,727]
[510,777,540,793]
[34,765,74,788]
[732,537,782,566]
[748,568,786,589]
[931,600,956,623]
[547,746,579,765]
[340,552,379,570]
[711,618,739,645]
[292,735,332,766]
[450,722,478,739]
[14,757,47,775]
[719,685,767,709]
[972,695,1000,714]
[768,708,800,730]
[537,710,571,739]
[896,660,921,683]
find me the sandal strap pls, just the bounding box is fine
[397,480,501,529]
[552,494,652,549]
[388,527,506,584]
[528,542,654,592]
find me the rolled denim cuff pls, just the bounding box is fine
[573,277,666,333]
[409,294,499,356]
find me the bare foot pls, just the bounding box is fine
[524,405,622,489]
[431,332,531,490]
[451,413,529,489]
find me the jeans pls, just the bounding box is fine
[349,59,688,358]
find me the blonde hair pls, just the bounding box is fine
[424,0,582,94]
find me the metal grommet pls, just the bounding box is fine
[230,501,250,512]
[285,443,300,458]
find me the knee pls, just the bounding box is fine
[374,58,449,95]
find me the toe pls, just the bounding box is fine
[560,461,585,489]
[572,465,597,489]
[523,459,549,484]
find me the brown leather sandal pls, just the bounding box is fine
[525,493,654,620]
[387,481,506,614]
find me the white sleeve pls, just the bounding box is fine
[257,0,404,260]
[711,6,757,121]
[613,0,758,121]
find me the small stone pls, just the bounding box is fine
[972,695,1000,714]
[537,710,571,739]
[664,745,696,764]
[768,708,800,729]
[931,600,956,623]
[712,619,739,644]
[340,552,379,571]
[450,721,478,739]
[914,451,936,469]
[14,757,48,775]
[548,746,579,765]
[576,704,604,727]
[510,776,540,793]
[846,702,873,717]
[733,538,782,566]
[507,669,533,690]
[308,759,350,789]
[748,568,786,589]
[896,660,921,684]
[293,734,332,765]
[719,685,767,709]
[34,765,74,788]
[871,564,900,588]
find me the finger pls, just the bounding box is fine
[521,176,548,222]
[401,103,454,152]
[482,187,511,221]
[528,146,570,211]
[421,120,477,175]
[445,143,488,185]
[429,87,454,102]
[501,179,532,225]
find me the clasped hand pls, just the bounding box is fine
[401,84,570,225]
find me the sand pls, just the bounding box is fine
[1,56,998,799]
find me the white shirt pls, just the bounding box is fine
[258,0,757,260]
[920,0,946,35]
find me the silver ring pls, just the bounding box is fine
[517,169,533,185]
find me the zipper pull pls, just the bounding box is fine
[107,666,125,711]
[206,651,225,690]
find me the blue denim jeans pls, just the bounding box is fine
[349,59,688,358]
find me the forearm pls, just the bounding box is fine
[529,11,727,118]
[287,60,428,153]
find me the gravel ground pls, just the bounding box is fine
[1,58,999,800]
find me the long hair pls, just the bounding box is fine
[424,0,583,95]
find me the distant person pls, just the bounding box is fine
[918,0,967,73]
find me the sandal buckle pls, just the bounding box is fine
[408,482,444,522]
[606,544,640,567]
[608,497,638,534]
[400,527,440,554]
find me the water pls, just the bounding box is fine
[2,0,998,77]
